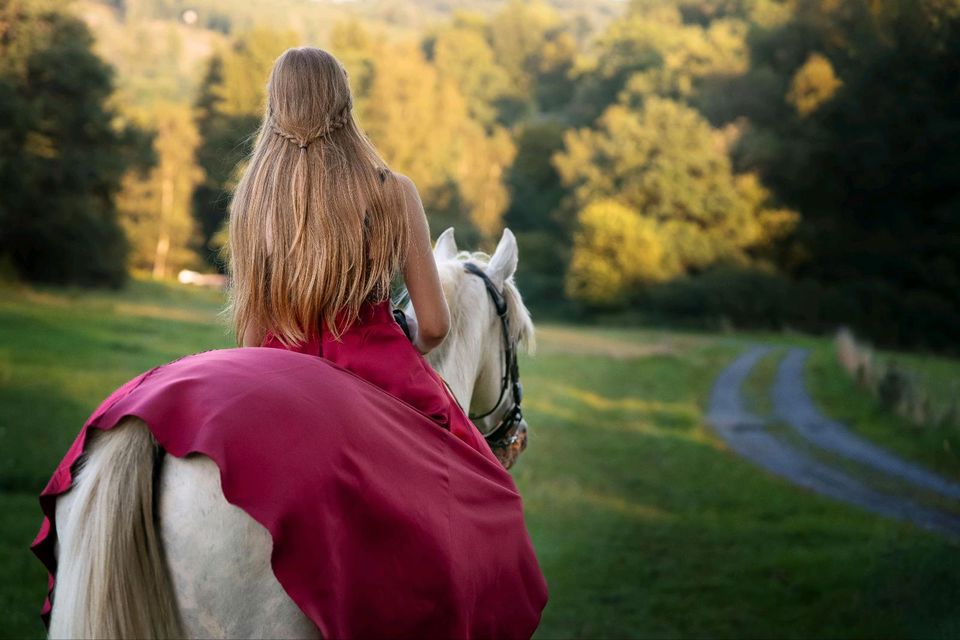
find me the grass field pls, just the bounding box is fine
[2,279,959,639]
[805,344,960,484]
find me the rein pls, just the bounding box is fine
[462,262,524,449]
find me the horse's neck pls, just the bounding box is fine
[427,336,479,414]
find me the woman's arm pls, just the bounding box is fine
[395,173,450,354]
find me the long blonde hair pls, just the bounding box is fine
[227,47,408,345]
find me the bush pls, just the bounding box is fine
[835,329,960,430]
[624,267,960,353]
[513,231,574,316]
[636,267,804,330]
[0,3,142,287]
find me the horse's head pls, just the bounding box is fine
[416,227,535,469]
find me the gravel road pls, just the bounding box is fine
[706,347,960,538]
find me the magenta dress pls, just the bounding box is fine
[31,299,548,639]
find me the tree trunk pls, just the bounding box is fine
[153,172,174,279]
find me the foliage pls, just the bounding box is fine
[0,0,149,286]
[629,267,960,353]
[786,52,842,117]
[116,101,204,277]
[566,1,748,124]
[503,119,570,237]
[565,199,666,304]
[724,0,960,350]
[488,0,577,118]
[426,13,512,128]
[211,27,298,118]
[191,20,522,251]
[192,29,298,267]
[555,96,797,297]
[510,230,570,313]
[78,1,226,107]
[341,27,517,241]
[636,266,809,330]
[6,0,960,351]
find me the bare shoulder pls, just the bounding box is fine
[391,171,417,197]
[390,172,424,215]
[390,171,417,191]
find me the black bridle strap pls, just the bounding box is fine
[463,262,524,447]
[464,262,508,317]
[463,262,511,420]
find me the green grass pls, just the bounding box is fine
[876,347,960,409]
[0,278,234,493]
[515,332,960,639]
[740,346,782,417]
[0,277,234,640]
[2,280,960,639]
[805,343,960,484]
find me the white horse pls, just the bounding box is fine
[48,228,535,638]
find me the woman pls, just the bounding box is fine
[229,45,492,456]
[31,46,547,639]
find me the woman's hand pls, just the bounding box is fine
[404,312,427,355]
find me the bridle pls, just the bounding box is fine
[462,262,524,450]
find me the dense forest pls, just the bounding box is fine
[1,0,959,350]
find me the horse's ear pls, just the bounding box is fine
[487,228,518,287]
[434,227,458,262]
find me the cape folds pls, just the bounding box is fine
[31,301,548,638]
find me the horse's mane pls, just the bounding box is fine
[446,250,535,354]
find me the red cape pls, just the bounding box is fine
[31,347,547,638]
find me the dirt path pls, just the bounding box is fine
[706,347,960,538]
[774,349,960,501]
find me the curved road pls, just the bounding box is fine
[774,349,960,501]
[706,347,960,538]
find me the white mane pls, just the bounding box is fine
[420,241,534,414]
[441,250,535,355]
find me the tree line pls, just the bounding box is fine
[2,0,959,350]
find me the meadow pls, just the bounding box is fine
[1,279,959,639]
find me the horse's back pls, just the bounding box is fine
[159,453,320,639]
[41,349,546,638]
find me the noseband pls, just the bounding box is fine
[463,262,524,449]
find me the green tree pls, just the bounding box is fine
[428,16,512,128]
[0,0,149,286]
[213,28,298,117]
[330,19,376,101]
[192,28,298,267]
[504,119,569,236]
[785,52,842,117]
[117,102,204,277]
[731,0,960,323]
[555,96,796,282]
[566,199,667,304]
[568,2,748,125]
[349,32,516,241]
[490,0,561,93]
[489,0,577,119]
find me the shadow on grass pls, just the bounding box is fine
[0,381,95,493]
[0,313,230,494]
[3,286,960,640]
[514,369,960,640]
[0,492,49,639]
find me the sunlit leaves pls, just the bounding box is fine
[555,96,797,304]
[786,52,842,116]
[566,199,667,304]
[116,102,204,277]
[350,33,516,240]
